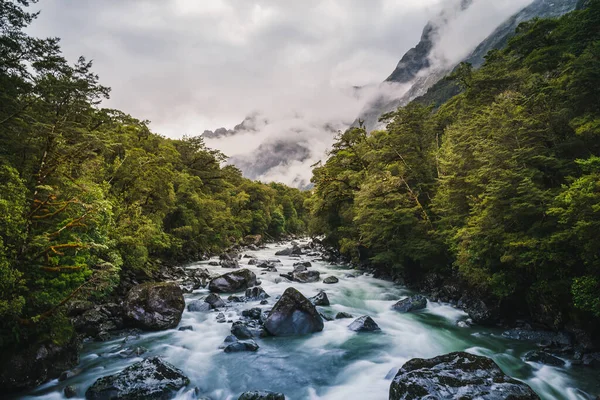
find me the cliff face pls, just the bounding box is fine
[358,0,579,132]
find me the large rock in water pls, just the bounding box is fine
[209,269,257,293]
[389,352,540,400]
[86,357,189,400]
[264,287,324,336]
[391,295,427,313]
[123,282,185,330]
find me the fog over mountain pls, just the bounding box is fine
[28,0,571,187]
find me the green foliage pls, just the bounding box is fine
[309,1,600,328]
[0,0,308,349]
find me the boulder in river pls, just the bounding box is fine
[220,259,240,269]
[391,295,427,313]
[274,247,293,256]
[323,276,339,284]
[231,321,254,339]
[238,391,285,400]
[310,291,330,306]
[335,312,353,319]
[123,282,185,330]
[348,316,381,332]
[293,261,312,268]
[389,351,540,400]
[264,287,324,336]
[288,270,320,283]
[245,286,270,300]
[209,269,258,293]
[85,357,189,400]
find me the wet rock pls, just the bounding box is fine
[389,351,540,400]
[292,270,320,283]
[208,261,220,266]
[523,350,565,366]
[391,295,427,313]
[223,339,259,353]
[209,269,258,293]
[123,282,185,330]
[335,312,353,319]
[59,369,81,382]
[85,357,189,400]
[323,276,339,284]
[238,390,285,400]
[220,259,240,269]
[242,307,263,320]
[582,352,600,368]
[245,286,270,301]
[310,291,330,306]
[320,312,334,321]
[231,321,254,339]
[228,295,245,303]
[64,385,77,398]
[457,318,473,328]
[260,299,269,305]
[293,264,308,273]
[458,296,496,324]
[348,316,381,332]
[248,258,259,265]
[274,247,293,256]
[187,300,211,312]
[264,287,324,336]
[178,325,194,331]
[205,293,226,309]
[216,313,226,323]
[293,261,312,269]
[502,329,573,347]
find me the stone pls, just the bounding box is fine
[348,316,381,332]
[310,291,330,306]
[209,269,258,293]
[85,357,189,400]
[292,270,320,283]
[391,295,427,313]
[323,276,339,284]
[274,247,293,256]
[123,282,185,331]
[389,352,540,400]
[293,261,312,268]
[231,321,254,339]
[64,385,77,398]
[187,300,211,312]
[335,312,353,319]
[264,287,324,336]
[523,350,565,366]
[220,259,240,269]
[178,325,194,331]
[223,340,259,353]
[245,286,270,300]
[238,390,285,400]
[205,293,226,309]
[242,307,263,320]
[502,329,573,347]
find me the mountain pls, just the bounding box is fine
[358,0,579,131]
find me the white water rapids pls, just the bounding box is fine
[19,240,600,400]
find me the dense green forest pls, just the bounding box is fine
[309,1,600,329]
[0,0,308,349]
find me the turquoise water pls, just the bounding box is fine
[19,240,600,399]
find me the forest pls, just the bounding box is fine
[309,1,600,331]
[0,0,309,351]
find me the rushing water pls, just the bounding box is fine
[19,240,600,400]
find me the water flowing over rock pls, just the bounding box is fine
[209,269,258,293]
[264,287,324,336]
[123,282,185,330]
[238,391,285,400]
[85,357,189,400]
[391,295,427,313]
[223,339,260,353]
[348,316,381,332]
[281,270,320,283]
[335,312,353,319]
[523,350,565,366]
[389,352,540,400]
[323,276,339,284]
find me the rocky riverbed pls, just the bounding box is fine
[12,240,600,399]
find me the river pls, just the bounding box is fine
[18,240,600,400]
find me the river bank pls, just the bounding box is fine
[11,239,600,399]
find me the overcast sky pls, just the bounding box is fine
[28,0,454,136]
[28,0,533,185]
